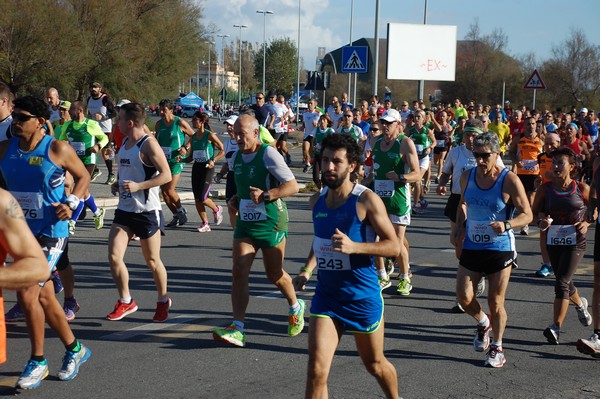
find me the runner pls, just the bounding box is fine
[183,112,224,232]
[454,132,532,368]
[364,109,420,294]
[312,114,335,190]
[0,95,92,388]
[532,147,592,345]
[212,114,303,347]
[577,155,600,357]
[408,110,436,213]
[293,132,400,398]
[154,98,195,227]
[508,116,544,235]
[58,101,108,234]
[107,102,173,322]
[302,99,321,173]
[215,115,240,228]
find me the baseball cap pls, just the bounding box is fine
[224,115,238,125]
[580,107,588,114]
[89,82,102,88]
[380,108,401,123]
[59,100,71,110]
[116,99,131,107]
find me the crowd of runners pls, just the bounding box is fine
[1,78,600,398]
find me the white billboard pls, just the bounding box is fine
[386,23,457,81]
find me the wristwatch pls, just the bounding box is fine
[263,191,270,202]
[504,221,512,231]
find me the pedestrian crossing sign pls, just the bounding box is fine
[342,46,368,73]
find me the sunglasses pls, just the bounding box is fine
[256,97,264,100]
[473,152,493,159]
[344,114,353,118]
[12,112,39,122]
[370,127,380,131]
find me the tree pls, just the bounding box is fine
[254,37,298,94]
[538,29,600,110]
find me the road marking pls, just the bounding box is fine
[101,315,219,341]
[0,377,18,391]
[441,249,455,253]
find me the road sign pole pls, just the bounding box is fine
[532,89,536,110]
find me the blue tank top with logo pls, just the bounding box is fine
[463,168,515,251]
[312,184,379,301]
[0,135,68,237]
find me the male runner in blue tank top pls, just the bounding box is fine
[293,133,400,398]
[454,132,532,368]
[0,96,92,389]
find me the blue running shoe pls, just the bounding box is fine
[16,359,49,389]
[58,344,91,381]
[535,263,553,277]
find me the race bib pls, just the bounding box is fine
[275,122,286,133]
[436,139,446,148]
[239,199,267,222]
[12,192,43,220]
[415,144,424,156]
[467,221,499,244]
[547,225,576,246]
[161,146,172,160]
[193,149,208,163]
[313,236,351,271]
[71,141,86,156]
[374,180,395,198]
[522,159,538,171]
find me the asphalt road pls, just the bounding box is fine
[1,123,600,398]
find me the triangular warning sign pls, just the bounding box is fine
[524,69,546,89]
[344,50,365,71]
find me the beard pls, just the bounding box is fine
[322,168,350,189]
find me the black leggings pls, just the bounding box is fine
[547,245,585,299]
[191,162,215,202]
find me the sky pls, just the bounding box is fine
[200,0,600,73]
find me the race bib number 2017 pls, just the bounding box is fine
[239,199,267,222]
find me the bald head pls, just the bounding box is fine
[46,87,60,107]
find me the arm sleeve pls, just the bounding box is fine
[88,120,109,148]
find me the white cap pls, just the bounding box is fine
[224,115,238,125]
[380,108,401,123]
[580,107,588,114]
[116,99,131,107]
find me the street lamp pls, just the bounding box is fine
[205,40,215,109]
[233,24,248,108]
[217,34,230,107]
[256,10,274,93]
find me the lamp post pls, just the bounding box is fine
[217,34,230,107]
[256,10,274,93]
[205,40,214,109]
[233,24,248,108]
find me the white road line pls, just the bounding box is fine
[102,315,202,341]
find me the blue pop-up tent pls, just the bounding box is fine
[177,92,204,108]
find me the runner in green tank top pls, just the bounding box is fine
[213,114,305,348]
[408,110,437,214]
[154,99,195,227]
[312,115,335,189]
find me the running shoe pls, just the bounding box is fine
[379,274,392,290]
[303,163,310,173]
[434,177,439,184]
[419,198,428,209]
[106,299,138,321]
[576,297,592,327]
[166,214,180,227]
[451,302,465,314]
[475,276,485,297]
[576,333,600,358]
[5,302,25,322]
[543,325,560,345]
[131,234,140,241]
[213,323,246,347]
[57,344,91,381]
[213,205,224,225]
[16,359,49,389]
[412,203,425,214]
[153,298,172,322]
[105,173,117,185]
[288,299,306,336]
[93,208,105,230]
[535,263,554,277]
[52,270,64,294]
[68,220,76,236]
[474,322,491,352]
[384,258,395,276]
[197,222,211,233]
[90,168,102,182]
[484,344,506,368]
[177,209,188,226]
[520,225,529,235]
[64,297,80,322]
[396,278,412,296]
